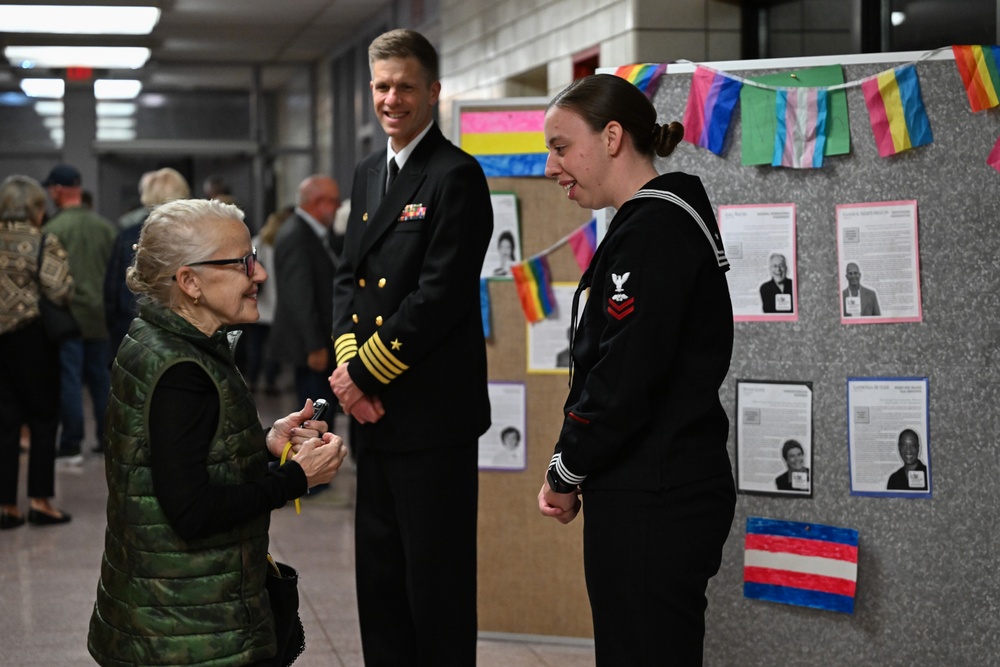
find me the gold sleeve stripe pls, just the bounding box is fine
[334,333,358,365]
[359,345,393,384]
[369,332,409,374]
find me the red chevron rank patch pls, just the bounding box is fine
[608,296,634,320]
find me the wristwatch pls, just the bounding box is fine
[546,466,577,494]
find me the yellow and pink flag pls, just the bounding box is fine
[861,65,933,158]
[952,44,1000,112]
[460,109,547,177]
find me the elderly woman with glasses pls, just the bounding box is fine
[88,198,348,667]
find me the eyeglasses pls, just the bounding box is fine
[184,247,257,278]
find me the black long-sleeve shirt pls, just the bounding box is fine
[149,361,307,541]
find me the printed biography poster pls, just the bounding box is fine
[847,377,931,498]
[836,200,922,324]
[477,382,527,471]
[736,380,813,497]
[718,203,798,321]
[527,282,586,374]
[482,192,521,279]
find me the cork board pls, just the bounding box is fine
[477,175,595,637]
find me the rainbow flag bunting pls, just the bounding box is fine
[952,45,1000,112]
[744,517,859,614]
[682,66,743,156]
[511,256,557,323]
[861,65,933,158]
[772,87,828,168]
[460,110,547,177]
[614,63,668,98]
[567,218,598,272]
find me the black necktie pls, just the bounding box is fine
[386,157,399,194]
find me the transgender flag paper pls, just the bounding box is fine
[744,517,859,614]
[682,66,742,156]
[772,87,828,169]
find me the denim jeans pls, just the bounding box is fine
[58,337,111,453]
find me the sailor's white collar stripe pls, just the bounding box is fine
[629,189,730,269]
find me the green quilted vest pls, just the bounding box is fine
[88,304,276,667]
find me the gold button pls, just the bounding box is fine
[359,278,366,287]
[363,212,368,222]
[375,316,383,326]
[352,314,359,323]
[378,278,386,288]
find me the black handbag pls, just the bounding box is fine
[35,234,81,343]
[264,556,306,667]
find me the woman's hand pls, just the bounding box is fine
[538,480,582,524]
[291,433,348,489]
[266,399,329,458]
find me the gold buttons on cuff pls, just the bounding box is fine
[375,316,383,326]
[359,278,366,287]
[363,212,368,222]
[378,278,386,288]
[352,314,359,323]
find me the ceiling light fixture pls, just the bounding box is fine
[96,101,137,117]
[0,5,160,35]
[20,78,65,98]
[95,79,142,99]
[34,100,64,116]
[5,46,151,70]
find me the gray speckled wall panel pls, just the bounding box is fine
[650,58,1000,666]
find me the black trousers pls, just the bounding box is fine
[0,319,61,504]
[354,441,478,667]
[582,473,736,667]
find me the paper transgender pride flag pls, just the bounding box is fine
[567,218,598,272]
[682,66,743,156]
[460,110,547,177]
[614,63,668,98]
[952,45,1000,112]
[511,256,557,323]
[744,517,859,614]
[772,87,829,168]
[861,64,934,158]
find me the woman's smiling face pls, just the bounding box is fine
[544,105,612,211]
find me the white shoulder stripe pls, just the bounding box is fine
[629,189,729,269]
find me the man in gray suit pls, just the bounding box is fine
[268,174,341,406]
[842,262,881,317]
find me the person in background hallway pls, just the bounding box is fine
[842,262,880,317]
[245,205,293,395]
[329,28,493,666]
[268,176,341,409]
[0,175,75,528]
[104,167,191,357]
[116,170,156,230]
[42,164,116,459]
[759,252,793,313]
[538,74,736,666]
[886,428,928,491]
[87,198,347,666]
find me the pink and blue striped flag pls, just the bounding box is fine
[614,63,668,98]
[567,218,598,272]
[511,256,556,323]
[460,110,547,177]
[861,64,934,158]
[744,517,859,614]
[683,66,743,156]
[772,87,829,168]
[952,45,1000,112]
